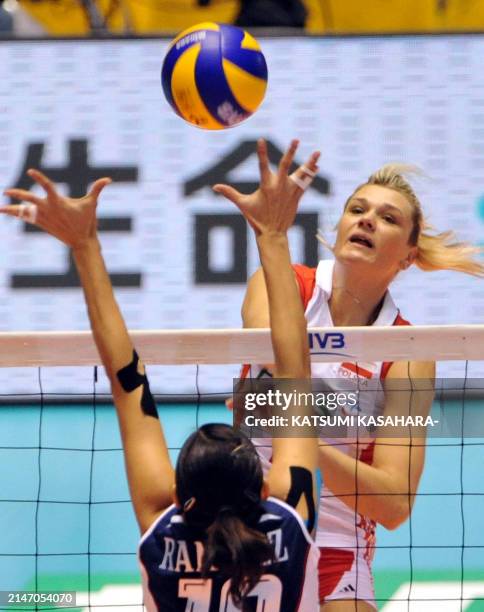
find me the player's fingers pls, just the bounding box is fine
[289,151,321,193]
[305,150,321,173]
[0,203,39,224]
[88,177,112,200]
[212,184,242,205]
[278,139,299,178]
[27,168,57,199]
[213,188,253,224]
[256,138,271,184]
[3,188,44,207]
[0,206,17,217]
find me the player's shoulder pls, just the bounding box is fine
[139,504,180,545]
[261,497,314,545]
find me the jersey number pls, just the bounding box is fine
[179,574,283,611]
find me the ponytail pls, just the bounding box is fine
[202,509,274,607]
[415,227,483,276]
[176,424,273,609]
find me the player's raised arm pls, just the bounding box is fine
[214,138,321,529]
[2,171,174,533]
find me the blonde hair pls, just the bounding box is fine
[338,164,484,277]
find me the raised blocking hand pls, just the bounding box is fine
[1,169,111,250]
[213,139,320,236]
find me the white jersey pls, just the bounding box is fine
[252,260,409,558]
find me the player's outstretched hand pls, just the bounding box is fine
[1,169,111,250]
[213,139,320,236]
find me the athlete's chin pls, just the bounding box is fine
[335,249,377,267]
[336,251,400,284]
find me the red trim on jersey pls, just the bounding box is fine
[240,363,251,379]
[292,264,317,310]
[318,548,355,602]
[340,362,374,379]
[356,514,377,563]
[226,364,252,410]
[359,441,375,465]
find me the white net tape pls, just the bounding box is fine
[1,325,483,396]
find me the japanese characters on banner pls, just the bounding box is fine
[0,36,483,393]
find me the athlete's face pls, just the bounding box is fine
[333,184,417,278]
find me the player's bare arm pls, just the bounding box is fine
[216,138,321,528]
[318,359,435,529]
[2,170,174,533]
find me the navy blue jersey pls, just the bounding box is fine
[138,497,319,611]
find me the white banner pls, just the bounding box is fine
[0,36,483,393]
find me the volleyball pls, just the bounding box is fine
[161,22,268,130]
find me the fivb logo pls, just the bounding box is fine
[308,332,351,357]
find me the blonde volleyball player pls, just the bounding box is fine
[1,141,321,611]
[215,143,484,611]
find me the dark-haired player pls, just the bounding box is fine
[2,139,321,610]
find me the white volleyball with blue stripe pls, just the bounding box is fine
[162,22,268,130]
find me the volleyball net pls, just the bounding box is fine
[0,325,483,611]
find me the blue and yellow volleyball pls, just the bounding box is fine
[161,22,268,130]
